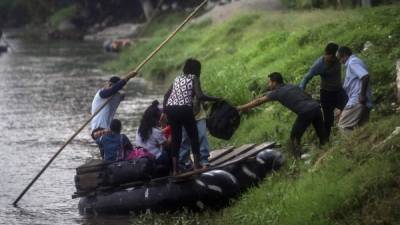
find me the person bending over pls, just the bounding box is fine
[237,72,328,158]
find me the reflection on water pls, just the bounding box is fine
[0,35,166,225]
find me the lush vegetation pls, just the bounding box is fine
[104,4,400,225]
[106,5,400,146]
[280,0,394,9]
[49,5,77,28]
[213,115,400,225]
[130,116,400,225]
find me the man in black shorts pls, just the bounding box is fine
[237,72,328,158]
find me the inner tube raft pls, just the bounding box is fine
[78,149,284,215]
[222,148,285,191]
[79,170,239,215]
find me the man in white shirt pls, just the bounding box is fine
[91,72,137,138]
[337,46,372,131]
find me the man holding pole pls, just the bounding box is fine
[12,0,208,206]
[91,73,137,138]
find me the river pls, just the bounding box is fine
[0,35,166,225]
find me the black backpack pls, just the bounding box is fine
[206,101,240,140]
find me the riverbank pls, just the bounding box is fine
[105,4,400,143]
[130,115,400,224]
[104,4,400,224]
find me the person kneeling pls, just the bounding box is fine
[94,119,133,162]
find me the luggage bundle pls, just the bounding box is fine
[107,158,154,185]
[207,101,240,140]
[74,158,155,194]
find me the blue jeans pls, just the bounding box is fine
[179,119,210,166]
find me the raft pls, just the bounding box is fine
[75,142,285,215]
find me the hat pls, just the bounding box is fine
[109,76,121,84]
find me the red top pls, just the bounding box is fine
[162,125,172,139]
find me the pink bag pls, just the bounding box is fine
[126,147,155,160]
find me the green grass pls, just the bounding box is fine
[49,5,77,28]
[128,116,400,225]
[102,4,400,224]
[213,115,400,225]
[106,5,400,147]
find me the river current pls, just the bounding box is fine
[0,35,165,225]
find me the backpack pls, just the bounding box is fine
[206,101,240,140]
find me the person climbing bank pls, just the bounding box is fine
[237,72,328,158]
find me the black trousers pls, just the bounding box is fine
[165,105,200,158]
[320,89,348,137]
[290,107,328,147]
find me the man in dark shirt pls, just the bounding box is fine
[237,72,328,158]
[299,43,348,137]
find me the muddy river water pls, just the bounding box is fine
[0,36,166,225]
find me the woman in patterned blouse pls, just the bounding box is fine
[163,58,220,175]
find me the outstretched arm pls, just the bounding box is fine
[193,76,221,102]
[99,80,127,98]
[99,72,138,98]
[236,95,269,112]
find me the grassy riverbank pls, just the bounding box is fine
[132,116,400,225]
[106,5,400,145]
[105,4,400,224]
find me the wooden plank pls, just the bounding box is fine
[152,145,254,183]
[154,143,271,182]
[210,143,256,167]
[188,146,235,162]
[209,146,235,162]
[217,142,275,168]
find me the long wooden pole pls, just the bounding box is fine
[12,0,208,206]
